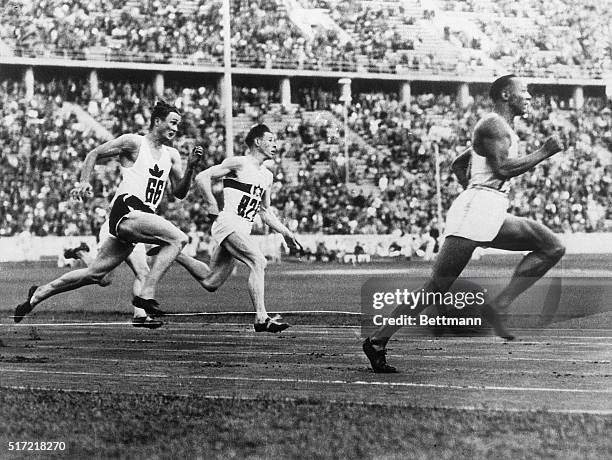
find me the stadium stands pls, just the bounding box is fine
[0,78,100,237]
[440,0,611,79]
[1,74,610,238]
[1,0,610,77]
[0,0,223,65]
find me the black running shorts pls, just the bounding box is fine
[108,194,154,238]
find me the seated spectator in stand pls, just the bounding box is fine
[388,240,402,257]
[315,240,330,262]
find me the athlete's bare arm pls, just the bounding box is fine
[259,188,302,252]
[194,156,244,215]
[169,145,203,199]
[451,147,472,188]
[71,134,140,200]
[473,115,563,179]
[258,188,292,235]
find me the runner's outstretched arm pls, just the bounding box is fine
[451,147,472,188]
[170,145,204,199]
[72,134,139,200]
[474,117,563,179]
[259,190,302,251]
[194,157,242,215]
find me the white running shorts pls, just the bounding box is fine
[211,211,253,246]
[444,186,510,242]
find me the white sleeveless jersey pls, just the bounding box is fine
[221,159,273,224]
[470,120,519,193]
[112,136,174,211]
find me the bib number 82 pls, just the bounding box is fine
[237,195,259,221]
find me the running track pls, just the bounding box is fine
[1,321,611,414]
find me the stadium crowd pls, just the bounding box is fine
[1,76,610,242]
[441,0,612,78]
[2,0,610,79]
[0,0,224,64]
[0,78,99,237]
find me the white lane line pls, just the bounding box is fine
[26,344,612,363]
[145,330,612,344]
[282,268,612,277]
[283,268,427,275]
[0,322,361,328]
[3,384,611,414]
[3,322,611,338]
[8,329,363,337]
[3,385,612,415]
[6,332,612,348]
[3,320,611,332]
[24,326,612,339]
[2,369,611,394]
[19,356,611,376]
[165,310,360,316]
[33,327,612,342]
[421,355,610,364]
[134,336,612,346]
[5,325,612,344]
[2,322,139,327]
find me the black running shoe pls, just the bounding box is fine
[64,242,90,260]
[14,285,38,323]
[254,315,290,333]
[481,304,515,340]
[132,316,164,329]
[132,296,166,317]
[362,338,397,373]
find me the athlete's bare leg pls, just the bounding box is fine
[123,244,151,320]
[125,244,149,298]
[117,211,188,300]
[171,237,287,331]
[221,232,269,323]
[371,235,479,345]
[64,243,149,316]
[201,245,236,290]
[172,245,235,292]
[369,217,559,347]
[74,249,114,287]
[364,234,516,373]
[488,215,565,311]
[29,237,134,308]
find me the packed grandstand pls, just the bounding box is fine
[2,0,610,77]
[1,0,611,247]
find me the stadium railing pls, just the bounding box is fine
[6,43,608,80]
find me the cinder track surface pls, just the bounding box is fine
[1,257,611,458]
[1,322,611,414]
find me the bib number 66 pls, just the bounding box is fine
[145,178,164,204]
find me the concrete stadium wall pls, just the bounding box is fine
[285,233,612,255]
[1,233,611,262]
[0,235,98,262]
